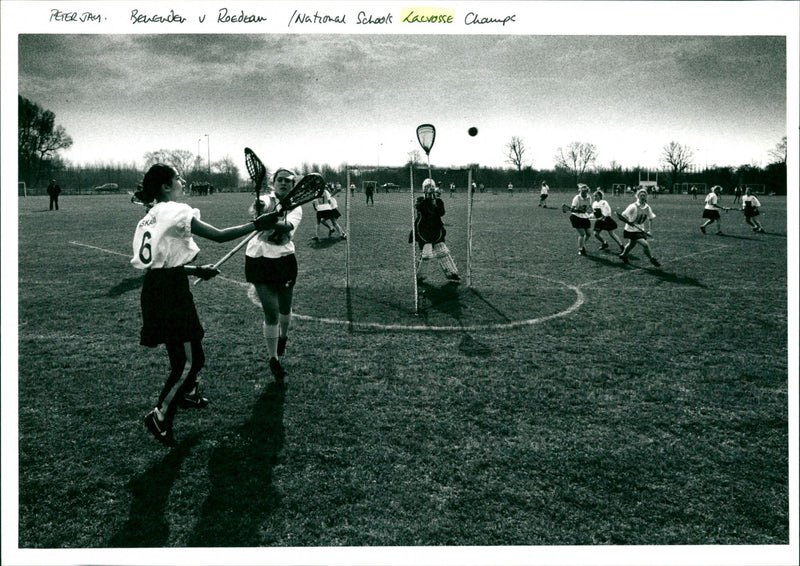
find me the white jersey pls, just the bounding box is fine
[742,194,761,209]
[540,184,549,196]
[592,199,612,218]
[246,192,303,258]
[621,201,655,231]
[314,189,332,211]
[704,192,719,210]
[131,201,200,270]
[570,194,593,218]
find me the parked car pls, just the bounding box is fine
[94,183,120,193]
[380,183,400,192]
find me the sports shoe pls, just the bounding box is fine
[340,233,347,240]
[329,228,335,237]
[179,388,209,409]
[619,254,629,264]
[144,409,175,446]
[277,336,288,357]
[700,226,706,234]
[578,248,587,256]
[446,273,461,281]
[759,228,766,233]
[599,242,609,250]
[269,357,286,383]
[650,258,661,267]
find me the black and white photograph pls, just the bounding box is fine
[2,2,798,566]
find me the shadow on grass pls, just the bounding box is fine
[186,381,286,546]
[585,253,707,287]
[107,276,143,297]
[108,433,201,547]
[714,233,761,241]
[419,282,493,357]
[307,236,344,249]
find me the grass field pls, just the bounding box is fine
[10,188,793,560]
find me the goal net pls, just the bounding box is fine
[676,182,707,194]
[744,183,766,194]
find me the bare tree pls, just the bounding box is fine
[505,136,528,172]
[554,142,598,185]
[768,136,787,164]
[143,149,195,177]
[660,141,694,192]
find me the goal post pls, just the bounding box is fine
[18,182,27,197]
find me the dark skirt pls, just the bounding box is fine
[594,217,618,231]
[245,254,298,289]
[316,209,341,221]
[570,215,591,229]
[140,267,204,348]
[702,209,721,220]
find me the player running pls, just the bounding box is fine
[700,185,728,235]
[591,189,625,251]
[618,188,661,267]
[246,168,304,384]
[565,183,593,256]
[539,181,549,208]
[132,164,275,446]
[742,187,766,233]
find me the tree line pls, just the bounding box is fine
[18,95,787,196]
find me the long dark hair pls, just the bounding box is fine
[133,164,176,205]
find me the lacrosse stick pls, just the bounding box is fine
[416,123,436,181]
[195,171,328,284]
[194,147,266,285]
[615,211,652,238]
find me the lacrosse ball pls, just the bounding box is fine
[468,127,478,137]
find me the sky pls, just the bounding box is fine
[17,32,788,175]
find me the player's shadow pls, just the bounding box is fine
[107,276,143,297]
[108,433,200,547]
[643,268,708,288]
[308,236,343,249]
[418,281,493,357]
[584,254,631,269]
[186,381,285,546]
[715,233,760,241]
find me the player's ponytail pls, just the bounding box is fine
[139,163,176,204]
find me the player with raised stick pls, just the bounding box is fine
[245,168,323,384]
[616,188,661,267]
[131,163,277,446]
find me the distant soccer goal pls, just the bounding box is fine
[18,182,27,197]
[676,182,707,194]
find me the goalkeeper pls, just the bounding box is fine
[411,178,460,283]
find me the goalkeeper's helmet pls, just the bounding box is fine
[422,178,436,194]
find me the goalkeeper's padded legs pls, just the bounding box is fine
[434,242,459,277]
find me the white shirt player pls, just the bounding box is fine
[570,194,593,219]
[131,201,200,270]
[540,183,549,196]
[314,190,333,212]
[742,194,761,210]
[592,199,613,218]
[704,191,720,210]
[246,192,303,259]
[621,201,656,232]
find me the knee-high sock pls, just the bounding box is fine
[263,321,279,360]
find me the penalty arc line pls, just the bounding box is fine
[578,244,730,288]
[68,240,585,332]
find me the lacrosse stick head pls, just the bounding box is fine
[277,173,327,211]
[416,124,436,156]
[244,147,267,195]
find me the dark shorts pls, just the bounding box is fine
[540,194,548,201]
[316,209,341,221]
[245,254,298,289]
[623,230,648,241]
[570,215,591,230]
[744,208,759,218]
[702,209,721,221]
[594,217,618,231]
[140,267,204,348]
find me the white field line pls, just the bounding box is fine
[578,244,730,288]
[69,240,585,332]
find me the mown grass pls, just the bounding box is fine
[14,189,789,550]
